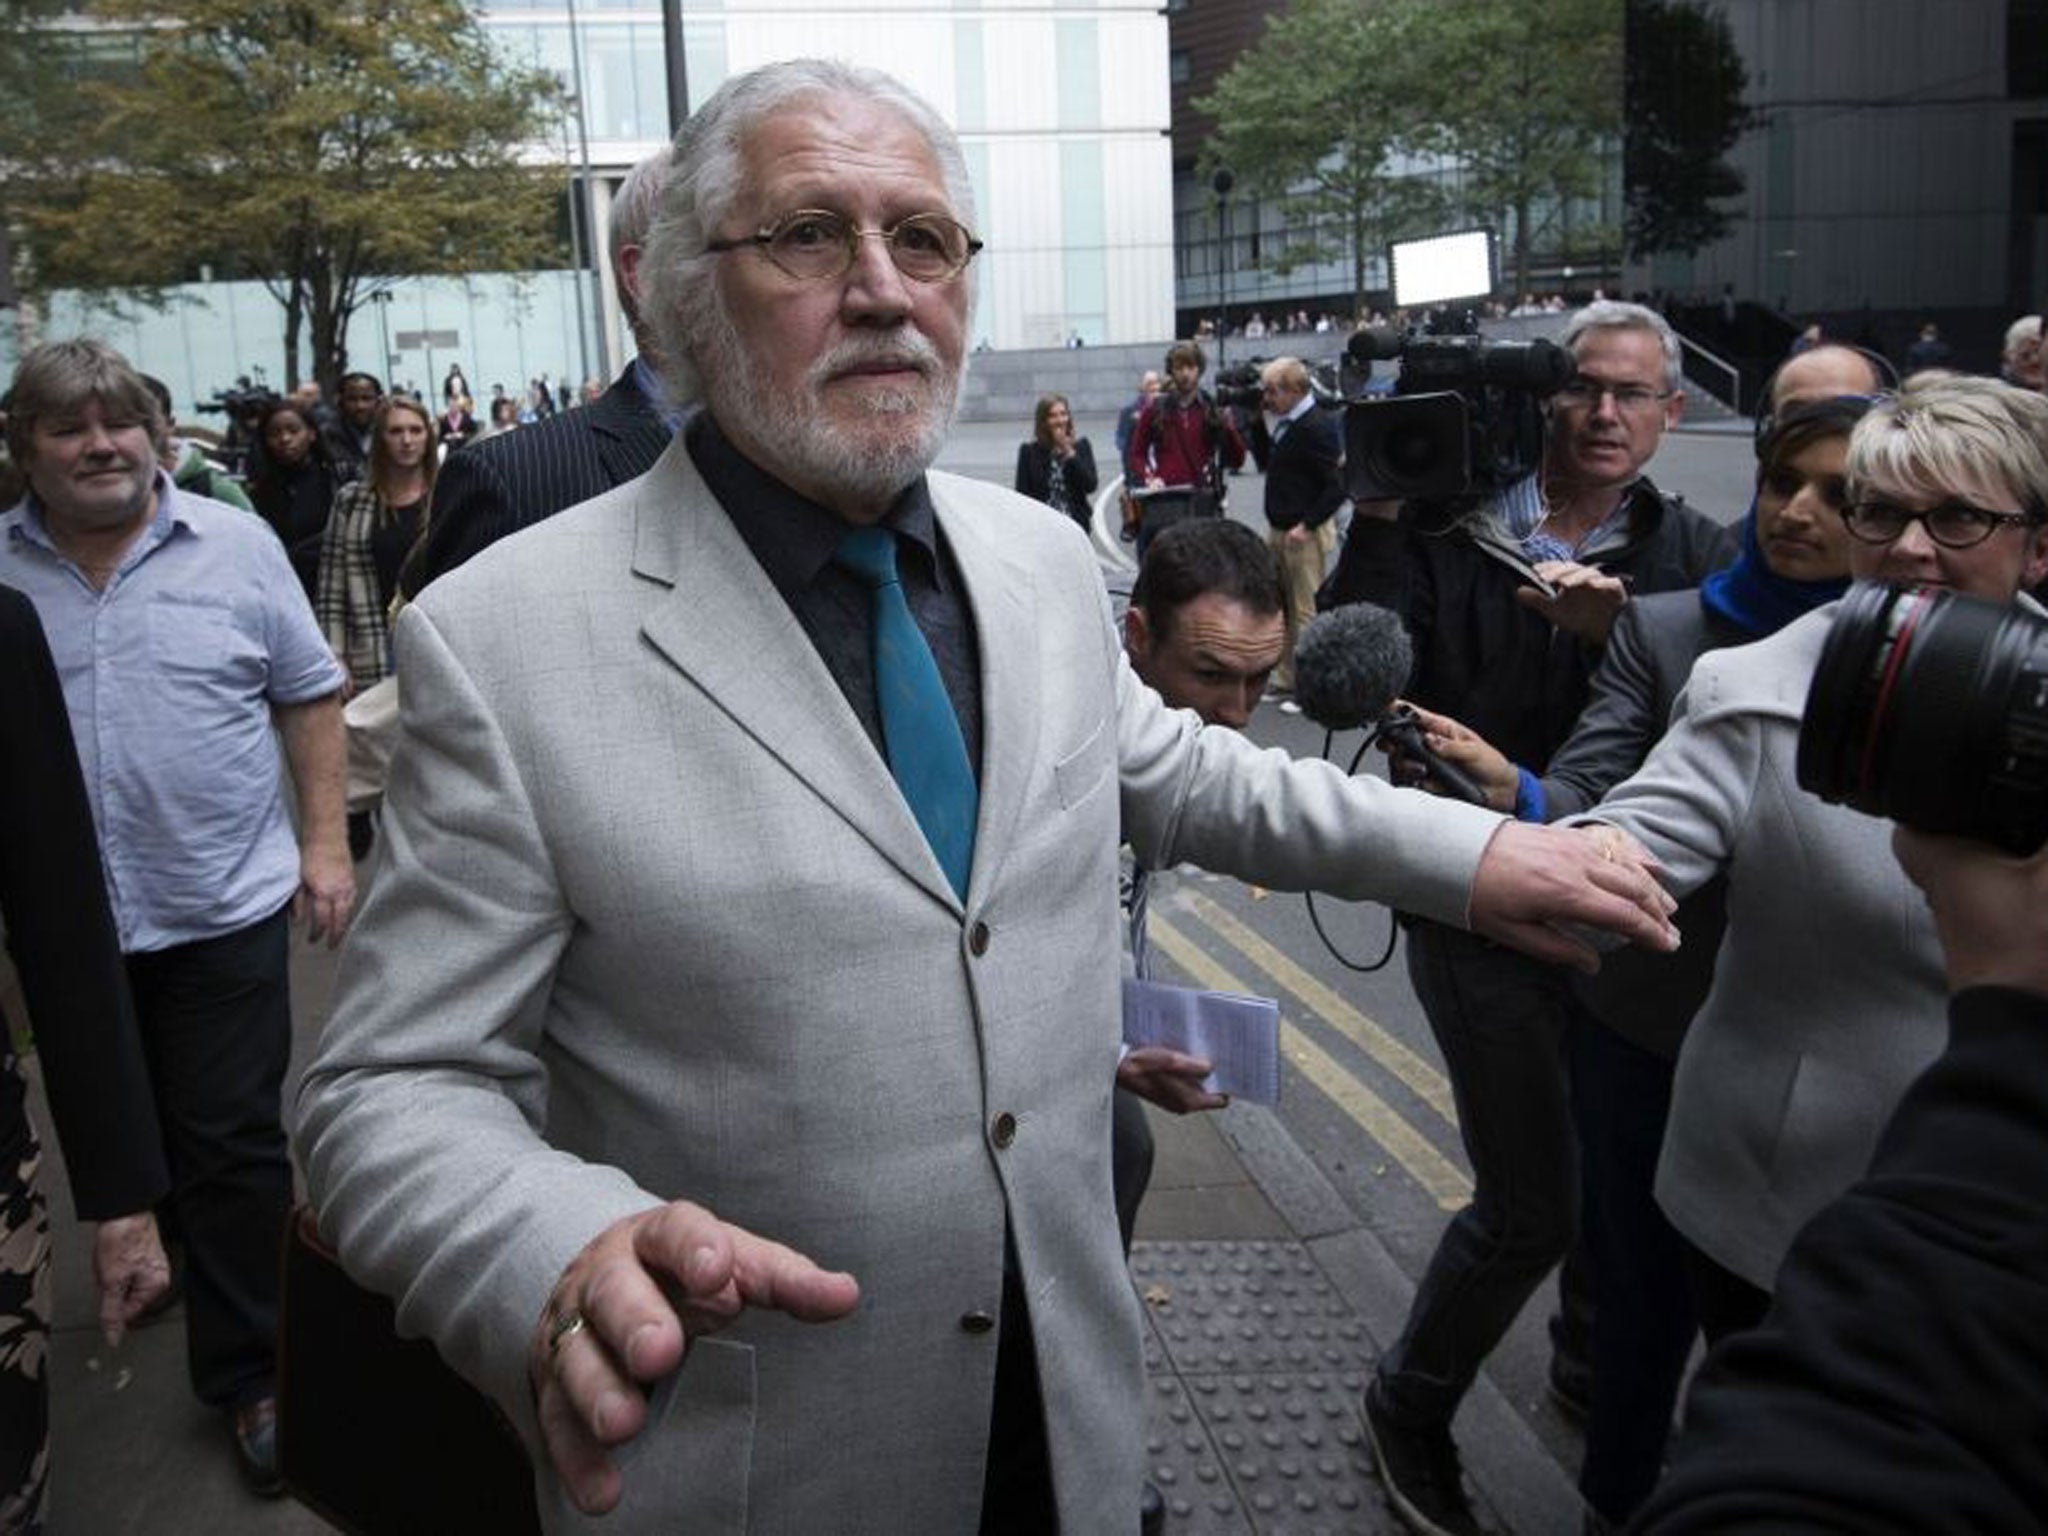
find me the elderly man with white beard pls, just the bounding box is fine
[294,58,1679,1534]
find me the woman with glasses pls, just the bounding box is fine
[1389,397,1869,1527]
[1013,393,1098,528]
[1571,375,2048,1364]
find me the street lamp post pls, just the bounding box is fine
[371,291,394,383]
[560,0,603,387]
[1212,167,1234,367]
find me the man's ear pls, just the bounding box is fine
[1123,604,1151,665]
[618,243,645,309]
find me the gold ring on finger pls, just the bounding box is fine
[547,1310,587,1358]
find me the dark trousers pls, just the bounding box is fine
[1570,1020,1697,1524]
[1684,1239,1770,1348]
[979,1239,1058,1535]
[1376,922,1580,1428]
[1110,1087,1154,1257]
[126,906,294,1411]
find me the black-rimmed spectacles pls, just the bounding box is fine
[1840,500,2038,549]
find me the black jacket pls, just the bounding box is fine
[0,585,168,1219]
[1638,986,2048,1534]
[1012,438,1099,525]
[1319,478,1735,773]
[1247,406,1345,531]
[400,362,673,599]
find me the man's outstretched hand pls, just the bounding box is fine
[531,1200,860,1514]
[1469,820,1677,972]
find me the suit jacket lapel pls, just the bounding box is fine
[929,476,1042,909]
[589,364,675,489]
[632,440,962,909]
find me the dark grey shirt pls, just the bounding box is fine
[686,411,983,780]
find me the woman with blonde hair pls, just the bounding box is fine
[316,394,437,693]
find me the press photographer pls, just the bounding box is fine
[1323,293,1733,1536]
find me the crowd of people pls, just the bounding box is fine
[4,53,2048,1536]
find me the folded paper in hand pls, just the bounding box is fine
[1121,977,1282,1104]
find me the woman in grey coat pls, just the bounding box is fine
[1396,397,1869,1526]
[1579,375,2048,1340]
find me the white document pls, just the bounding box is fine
[1120,977,1282,1105]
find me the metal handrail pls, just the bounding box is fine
[1678,333,1744,414]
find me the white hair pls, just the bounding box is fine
[640,59,978,405]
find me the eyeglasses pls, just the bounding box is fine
[704,208,983,284]
[1840,500,2039,549]
[1553,379,1672,413]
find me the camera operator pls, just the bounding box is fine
[1125,340,1245,559]
[1245,357,1346,707]
[1572,374,2048,1379]
[1323,300,1734,1536]
[1632,827,2048,1534]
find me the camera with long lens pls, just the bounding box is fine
[196,384,276,418]
[1342,316,1571,505]
[1797,582,2048,854]
[1211,361,1265,412]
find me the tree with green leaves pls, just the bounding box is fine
[1196,0,1447,318]
[1413,0,1623,300]
[8,0,566,391]
[1623,0,1750,260]
[1199,0,1621,312]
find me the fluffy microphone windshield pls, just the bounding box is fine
[1291,603,1414,732]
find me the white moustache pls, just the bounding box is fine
[812,332,941,385]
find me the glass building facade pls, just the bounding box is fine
[8,1,1180,412]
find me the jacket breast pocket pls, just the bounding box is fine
[1052,715,1113,812]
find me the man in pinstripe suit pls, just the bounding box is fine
[399,150,678,599]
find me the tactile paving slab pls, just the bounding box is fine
[1134,1240,1408,1534]
[1132,1240,1378,1376]
[1143,1375,1256,1535]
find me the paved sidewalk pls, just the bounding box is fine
[33,927,1582,1536]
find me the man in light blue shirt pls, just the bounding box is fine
[1,338,352,1496]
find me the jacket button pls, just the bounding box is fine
[968,921,991,956]
[959,1310,995,1335]
[991,1111,1017,1148]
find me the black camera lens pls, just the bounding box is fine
[1797,582,2048,854]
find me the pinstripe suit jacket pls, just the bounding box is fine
[295,441,1502,1532]
[400,362,672,598]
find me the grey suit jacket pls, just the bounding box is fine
[1580,602,1948,1290]
[294,439,1501,1533]
[399,363,672,599]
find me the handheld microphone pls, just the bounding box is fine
[1292,603,1412,731]
[1291,605,1491,806]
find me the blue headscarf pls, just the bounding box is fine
[1699,397,1871,638]
[1698,498,1850,638]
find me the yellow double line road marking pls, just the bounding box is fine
[1145,905,1473,1211]
[1178,890,1458,1125]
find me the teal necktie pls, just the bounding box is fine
[835,526,978,901]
